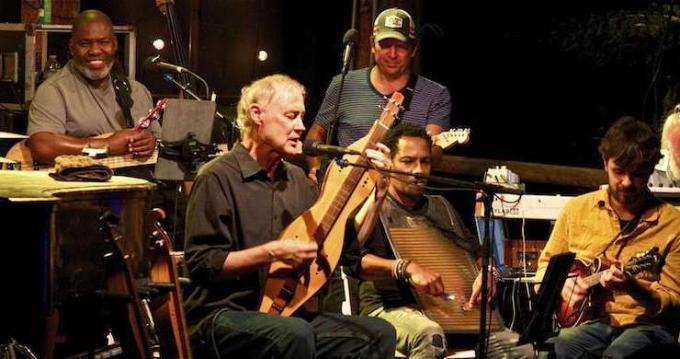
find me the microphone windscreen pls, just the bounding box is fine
[343,29,359,45]
[302,140,320,156]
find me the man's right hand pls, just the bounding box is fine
[561,275,588,306]
[265,239,318,268]
[406,261,445,297]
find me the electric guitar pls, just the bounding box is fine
[556,247,661,327]
[5,99,168,171]
[431,128,471,150]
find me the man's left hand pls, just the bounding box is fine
[128,130,156,158]
[600,260,629,291]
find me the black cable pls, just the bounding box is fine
[210,308,228,359]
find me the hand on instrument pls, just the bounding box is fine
[127,130,156,158]
[265,239,318,268]
[468,269,498,307]
[106,129,156,157]
[600,260,628,291]
[561,274,588,306]
[307,167,319,185]
[365,143,391,200]
[406,261,446,297]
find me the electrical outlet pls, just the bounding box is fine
[1,52,18,83]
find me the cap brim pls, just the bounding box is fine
[374,31,408,43]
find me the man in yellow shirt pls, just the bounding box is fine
[536,116,680,358]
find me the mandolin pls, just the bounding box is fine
[556,247,660,327]
[259,92,404,316]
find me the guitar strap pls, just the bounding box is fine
[111,62,135,128]
[396,73,418,114]
[599,210,645,259]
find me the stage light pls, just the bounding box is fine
[153,39,165,51]
[257,50,268,62]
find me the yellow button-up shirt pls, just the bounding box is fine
[536,189,680,332]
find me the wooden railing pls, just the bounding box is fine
[435,155,607,188]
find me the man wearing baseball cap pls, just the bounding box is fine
[305,6,454,358]
[306,7,452,185]
[372,8,417,49]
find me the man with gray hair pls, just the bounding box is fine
[650,107,680,186]
[184,74,397,358]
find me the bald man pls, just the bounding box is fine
[27,9,159,164]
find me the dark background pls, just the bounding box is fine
[4,0,680,170]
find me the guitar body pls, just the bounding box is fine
[259,94,404,316]
[260,138,377,316]
[5,139,32,168]
[555,258,601,328]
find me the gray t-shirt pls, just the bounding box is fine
[28,60,159,138]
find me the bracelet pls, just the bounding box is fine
[392,258,412,282]
[399,259,413,281]
[392,259,403,280]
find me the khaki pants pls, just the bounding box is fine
[368,306,446,359]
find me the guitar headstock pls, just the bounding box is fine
[135,98,168,131]
[100,210,127,259]
[379,93,405,129]
[155,0,175,14]
[148,208,175,252]
[432,128,471,150]
[624,246,661,275]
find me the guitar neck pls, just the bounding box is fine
[583,271,604,289]
[99,149,159,169]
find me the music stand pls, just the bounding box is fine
[518,251,575,347]
[154,99,216,181]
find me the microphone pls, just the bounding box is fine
[302,140,362,157]
[144,55,187,73]
[341,29,358,74]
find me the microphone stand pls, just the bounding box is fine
[180,68,210,100]
[334,157,523,358]
[325,31,356,147]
